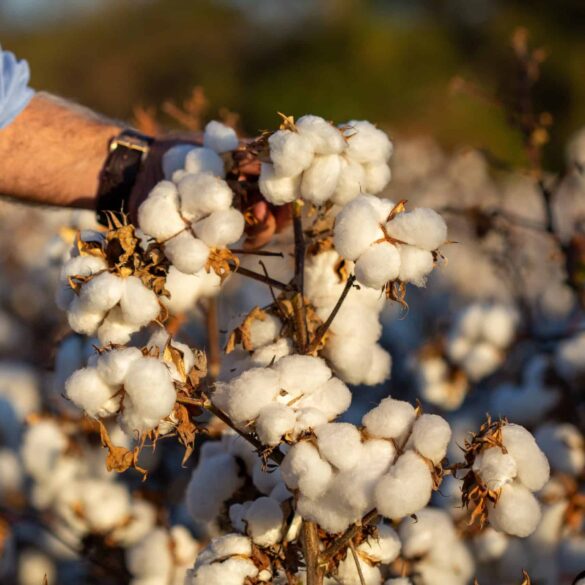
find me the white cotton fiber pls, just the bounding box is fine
[280,441,333,499]
[268,130,314,177]
[185,147,225,177]
[193,208,245,247]
[410,414,451,464]
[251,337,293,367]
[502,424,550,491]
[162,144,194,180]
[256,403,296,446]
[187,557,258,585]
[315,422,362,471]
[481,305,517,348]
[259,162,300,205]
[138,181,185,240]
[186,452,244,522]
[65,367,120,418]
[252,460,282,495]
[119,276,161,326]
[375,451,433,519]
[488,482,541,537]
[362,397,416,441]
[293,407,329,435]
[355,242,401,289]
[204,120,239,153]
[301,154,342,205]
[336,554,382,585]
[333,196,382,260]
[244,497,283,546]
[275,355,332,396]
[332,156,366,205]
[462,342,501,381]
[163,266,221,314]
[296,115,345,154]
[536,423,585,475]
[387,208,447,251]
[197,534,253,565]
[67,297,104,336]
[364,161,391,193]
[21,420,68,481]
[61,254,107,280]
[363,344,392,385]
[555,332,585,380]
[398,246,434,286]
[248,313,282,349]
[473,447,517,490]
[97,347,143,386]
[96,306,136,346]
[363,194,396,222]
[399,508,454,558]
[318,301,382,344]
[344,120,393,164]
[78,272,123,313]
[358,524,401,563]
[163,231,210,274]
[295,376,351,419]
[177,172,233,221]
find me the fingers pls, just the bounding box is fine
[244,201,277,250]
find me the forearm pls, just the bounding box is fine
[0,92,122,209]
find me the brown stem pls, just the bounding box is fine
[231,262,291,291]
[206,297,221,381]
[349,539,366,585]
[292,201,309,353]
[302,520,323,585]
[230,248,284,257]
[321,509,379,561]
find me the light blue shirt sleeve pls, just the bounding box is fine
[0,45,35,129]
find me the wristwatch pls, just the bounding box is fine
[96,129,154,226]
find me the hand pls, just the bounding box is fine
[243,200,292,250]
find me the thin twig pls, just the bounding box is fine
[292,201,309,352]
[321,509,379,561]
[231,262,291,292]
[206,298,221,381]
[230,248,285,257]
[349,539,366,585]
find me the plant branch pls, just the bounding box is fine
[321,509,379,561]
[302,520,323,585]
[231,262,291,292]
[230,248,284,257]
[292,201,309,352]
[206,297,221,381]
[349,539,366,585]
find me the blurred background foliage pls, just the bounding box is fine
[1,0,584,169]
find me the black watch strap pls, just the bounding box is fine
[96,129,154,226]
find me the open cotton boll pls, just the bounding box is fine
[363,344,392,385]
[268,130,314,177]
[324,335,377,385]
[297,490,360,535]
[357,524,401,563]
[301,154,342,205]
[17,550,56,585]
[204,120,239,153]
[97,347,143,386]
[127,528,173,581]
[481,305,517,348]
[536,423,585,475]
[193,208,245,247]
[163,231,210,275]
[362,397,416,441]
[375,451,433,520]
[258,162,300,205]
[187,557,258,585]
[472,527,509,562]
[248,314,282,349]
[256,403,296,446]
[65,367,120,418]
[399,508,455,558]
[230,502,252,533]
[293,407,329,436]
[196,534,253,565]
[78,272,124,313]
[244,497,283,546]
[296,115,345,154]
[163,266,221,314]
[295,377,352,420]
[488,483,541,537]
[80,480,131,533]
[186,452,244,522]
[275,355,332,397]
[362,194,395,222]
[96,306,136,346]
[453,303,485,340]
[119,276,161,327]
[315,422,362,471]
[252,460,283,495]
[501,424,550,491]
[331,156,366,205]
[336,554,382,585]
[61,254,108,280]
[251,337,292,367]
[410,414,451,464]
[555,332,585,380]
[317,301,382,344]
[162,144,194,180]
[185,147,225,177]
[333,196,382,260]
[364,161,391,193]
[67,297,104,336]
[21,420,68,482]
[138,182,185,240]
[397,246,434,286]
[355,242,401,289]
[472,447,517,490]
[177,173,233,221]
[386,208,447,252]
[281,441,333,499]
[462,342,501,380]
[344,120,393,164]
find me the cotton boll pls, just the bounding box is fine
[97,347,143,386]
[555,332,585,380]
[296,491,359,534]
[315,422,362,471]
[323,335,375,385]
[177,173,233,221]
[61,254,108,280]
[78,272,124,313]
[196,534,253,565]
[229,502,252,533]
[126,528,173,581]
[293,407,329,436]
[363,194,396,222]
[332,157,366,205]
[473,447,517,490]
[295,377,352,420]
[375,451,433,520]
[397,246,434,286]
[21,420,68,481]
[410,414,452,464]
[67,297,104,336]
[358,524,401,563]
[536,423,585,475]
[163,231,210,275]
[96,306,136,346]
[17,550,56,585]
[481,305,517,348]
[317,301,382,345]
[65,367,120,418]
[248,314,282,349]
[387,208,447,251]
[193,208,245,247]
[301,154,342,205]
[399,508,455,558]
[355,242,401,289]
[185,147,225,178]
[462,342,501,381]
[163,266,221,314]
[138,182,185,240]
[472,527,509,562]
[364,162,391,194]
[256,403,296,446]
[296,115,345,154]
[251,338,292,367]
[281,441,333,499]
[488,483,541,537]
[362,397,416,441]
[268,130,314,177]
[252,460,283,495]
[204,120,239,153]
[333,196,382,260]
[80,480,131,533]
[258,162,300,205]
[244,497,283,546]
[502,424,550,491]
[336,554,382,585]
[187,557,258,585]
[111,499,157,547]
[162,144,194,180]
[275,355,332,397]
[344,120,393,164]
[120,276,160,327]
[363,344,392,385]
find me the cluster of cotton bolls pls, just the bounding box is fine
[138,121,245,277]
[446,302,518,382]
[281,398,451,533]
[333,195,447,290]
[259,117,393,207]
